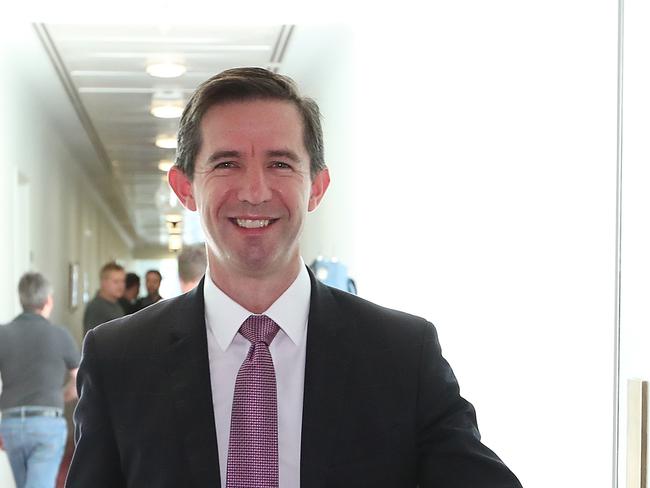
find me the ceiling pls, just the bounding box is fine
[35,23,295,252]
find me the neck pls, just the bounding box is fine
[208,258,302,314]
[98,290,116,303]
[29,308,49,319]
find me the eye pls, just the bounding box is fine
[271,161,292,169]
[213,161,237,169]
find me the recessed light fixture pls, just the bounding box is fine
[146,62,186,79]
[150,91,185,119]
[151,103,184,119]
[165,212,183,224]
[168,234,183,252]
[167,220,182,235]
[155,134,177,149]
[158,160,174,172]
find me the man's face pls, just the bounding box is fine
[124,283,139,301]
[101,270,125,301]
[170,99,329,281]
[145,273,161,295]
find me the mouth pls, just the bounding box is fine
[230,218,278,229]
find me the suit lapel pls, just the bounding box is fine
[165,279,221,487]
[163,271,355,486]
[301,271,355,486]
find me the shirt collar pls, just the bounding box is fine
[203,259,311,351]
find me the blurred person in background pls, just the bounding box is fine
[0,272,80,488]
[177,244,207,293]
[137,270,163,309]
[118,273,141,315]
[82,262,125,335]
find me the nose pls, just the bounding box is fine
[237,166,273,205]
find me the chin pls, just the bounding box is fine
[234,251,287,276]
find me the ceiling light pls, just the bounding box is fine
[146,62,186,78]
[168,234,183,252]
[155,134,177,149]
[167,220,182,235]
[158,160,174,172]
[165,212,183,224]
[150,90,185,119]
[151,104,184,119]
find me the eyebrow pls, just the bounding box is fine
[207,150,241,163]
[206,149,302,163]
[266,149,301,162]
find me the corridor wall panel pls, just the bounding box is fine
[0,24,132,343]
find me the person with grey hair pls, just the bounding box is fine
[177,243,207,293]
[0,272,80,488]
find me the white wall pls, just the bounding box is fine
[618,0,650,484]
[284,3,618,486]
[282,25,357,268]
[0,24,132,343]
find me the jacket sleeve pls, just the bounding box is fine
[65,329,126,487]
[416,322,523,487]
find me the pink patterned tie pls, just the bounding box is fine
[226,314,280,488]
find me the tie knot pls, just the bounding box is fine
[239,314,280,346]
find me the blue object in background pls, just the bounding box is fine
[309,256,357,294]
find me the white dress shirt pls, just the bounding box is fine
[204,262,310,488]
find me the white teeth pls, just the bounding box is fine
[236,219,270,228]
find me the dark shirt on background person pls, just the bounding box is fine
[83,262,126,334]
[0,272,79,488]
[0,313,80,411]
[118,297,140,315]
[137,269,163,309]
[118,272,141,315]
[84,294,124,334]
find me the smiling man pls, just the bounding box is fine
[66,68,522,488]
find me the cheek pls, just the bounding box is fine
[281,183,311,207]
[198,186,230,213]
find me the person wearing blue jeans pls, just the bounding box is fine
[0,273,79,488]
[0,411,67,487]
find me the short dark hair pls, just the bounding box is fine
[146,270,162,281]
[175,67,325,180]
[18,272,52,312]
[177,244,207,283]
[125,272,140,290]
[100,262,124,280]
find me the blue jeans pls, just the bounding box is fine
[0,414,67,488]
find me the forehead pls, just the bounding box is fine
[198,99,305,151]
[104,270,124,279]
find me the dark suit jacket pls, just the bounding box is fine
[66,271,522,487]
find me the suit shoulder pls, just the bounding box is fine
[89,293,193,345]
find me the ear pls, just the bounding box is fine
[308,168,330,212]
[168,166,197,211]
[41,294,54,318]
